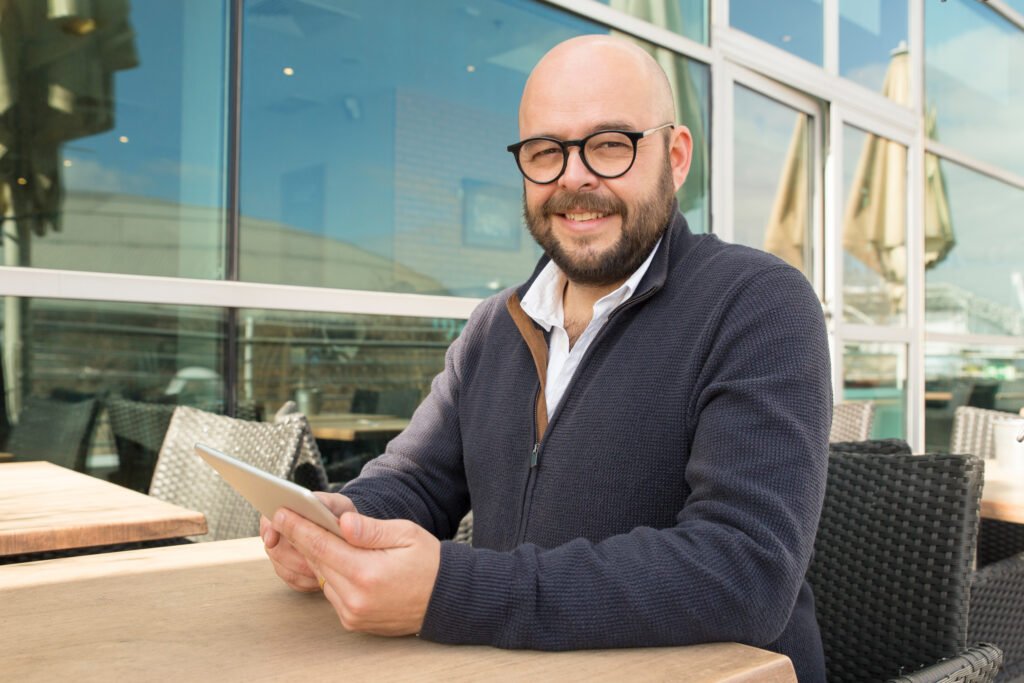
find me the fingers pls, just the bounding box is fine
[262,514,320,593]
[259,515,280,548]
[338,511,414,550]
[313,491,356,517]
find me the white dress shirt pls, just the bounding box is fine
[519,237,663,420]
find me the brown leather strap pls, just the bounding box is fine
[506,293,549,440]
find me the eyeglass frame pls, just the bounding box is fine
[506,122,674,185]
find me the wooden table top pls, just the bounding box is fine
[307,412,411,441]
[0,461,208,556]
[982,461,1024,525]
[0,537,796,682]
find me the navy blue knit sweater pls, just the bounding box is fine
[343,209,832,681]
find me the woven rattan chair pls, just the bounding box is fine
[453,511,473,545]
[807,451,998,682]
[887,643,1003,683]
[829,438,912,456]
[150,406,318,541]
[969,554,1024,682]
[950,406,1020,459]
[106,397,177,491]
[829,401,875,443]
[6,395,100,471]
[273,400,331,492]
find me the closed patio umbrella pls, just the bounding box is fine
[841,46,954,307]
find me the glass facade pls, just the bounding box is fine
[925,0,1024,177]
[0,1,230,279]
[2,0,1023,485]
[732,85,814,282]
[924,156,1024,338]
[730,0,823,65]
[839,0,909,101]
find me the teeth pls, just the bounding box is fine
[564,212,606,221]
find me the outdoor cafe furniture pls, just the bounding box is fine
[0,537,798,682]
[807,450,1002,682]
[149,405,328,542]
[0,461,207,561]
[829,401,875,443]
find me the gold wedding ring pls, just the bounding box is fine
[317,575,326,590]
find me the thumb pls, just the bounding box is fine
[339,511,412,549]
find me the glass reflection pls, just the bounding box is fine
[730,0,823,65]
[925,0,1024,176]
[236,309,459,483]
[926,343,1024,451]
[732,85,814,281]
[0,1,229,279]
[839,0,908,100]
[841,125,908,325]
[1,296,225,488]
[238,0,710,297]
[594,0,709,45]
[843,342,907,440]
[925,156,1024,338]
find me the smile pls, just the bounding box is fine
[561,211,609,222]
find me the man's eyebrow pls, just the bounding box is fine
[528,121,639,140]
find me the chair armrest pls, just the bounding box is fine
[886,643,1003,683]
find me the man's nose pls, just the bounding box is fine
[557,146,598,191]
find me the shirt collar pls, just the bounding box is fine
[520,236,664,331]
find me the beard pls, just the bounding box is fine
[523,158,675,287]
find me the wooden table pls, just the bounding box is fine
[307,413,411,441]
[0,537,796,682]
[0,461,207,556]
[982,461,1024,524]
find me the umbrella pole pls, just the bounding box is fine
[2,208,23,420]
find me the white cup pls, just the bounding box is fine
[992,420,1024,472]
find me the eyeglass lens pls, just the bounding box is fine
[518,131,636,183]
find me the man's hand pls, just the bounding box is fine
[261,491,355,593]
[271,506,441,636]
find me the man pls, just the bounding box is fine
[263,35,831,681]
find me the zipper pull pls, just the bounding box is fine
[530,442,540,468]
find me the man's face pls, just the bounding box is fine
[517,47,686,287]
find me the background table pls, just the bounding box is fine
[0,461,207,556]
[307,413,411,441]
[981,461,1024,524]
[0,537,796,682]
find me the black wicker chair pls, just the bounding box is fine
[5,395,100,471]
[829,438,912,456]
[969,553,1024,681]
[106,397,177,491]
[807,451,1001,682]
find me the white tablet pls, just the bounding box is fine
[193,442,343,537]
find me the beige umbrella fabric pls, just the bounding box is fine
[841,46,954,302]
[762,113,810,273]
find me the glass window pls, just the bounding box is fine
[0,1,230,279]
[841,125,907,326]
[1,296,225,488]
[925,343,1024,451]
[924,156,1024,338]
[238,0,710,297]
[732,85,815,282]
[730,0,823,66]
[594,0,709,45]
[843,341,907,440]
[925,0,1024,176]
[236,309,460,484]
[839,0,909,102]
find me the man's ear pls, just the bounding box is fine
[669,125,693,192]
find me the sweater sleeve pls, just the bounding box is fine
[418,264,832,651]
[340,295,501,539]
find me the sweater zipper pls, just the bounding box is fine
[516,387,543,544]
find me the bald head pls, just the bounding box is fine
[519,35,676,133]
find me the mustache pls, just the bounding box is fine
[541,191,626,218]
